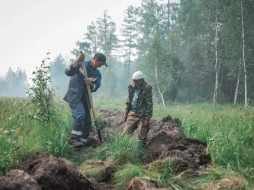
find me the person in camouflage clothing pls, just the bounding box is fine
[122,71,153,147]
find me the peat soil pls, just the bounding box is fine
[0,110,246,190]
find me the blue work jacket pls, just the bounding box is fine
[63,60,101,106]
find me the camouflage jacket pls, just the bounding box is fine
[125,81,153,119]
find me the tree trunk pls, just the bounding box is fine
[155,56,166,107]
[234,60,241,105]
[241,0,248,107]
[213,0,219,104]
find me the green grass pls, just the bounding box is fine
[81,135,144,165]
[95,100,254,185]
[0,97,71,175]
[1,97,253,188]
[80,160,112,182]
[113,164,186,190]
[113,164,153,189]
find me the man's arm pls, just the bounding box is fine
[65,53,85,76]
[123,85,132,121]
[90,72,101,92]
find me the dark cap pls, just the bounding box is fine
[93,53,108,67]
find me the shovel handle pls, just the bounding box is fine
[79,51,102,143]
[79,52,96,120]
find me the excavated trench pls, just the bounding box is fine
[0,110,211,190]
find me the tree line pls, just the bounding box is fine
[73,0,254,106]
[0,67,27,97]
[2,0,254,106]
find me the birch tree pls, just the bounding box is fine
[240,0,248,107]
[234,60,241,105]
[213,0,220,104]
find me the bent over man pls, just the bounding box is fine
[122,71,153,147]
[64,52,108,148]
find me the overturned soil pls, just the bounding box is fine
[1,109,246,190]
[99,110,210,171]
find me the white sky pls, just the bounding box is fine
[0,0,141,77]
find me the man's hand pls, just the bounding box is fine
[78,52,85,62]
[71,52,85,68]
[144,118,150,127]
[123,114,128,122]
[85,78,93,87]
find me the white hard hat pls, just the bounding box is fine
[132,71,146,80]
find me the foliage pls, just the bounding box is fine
[95,135,144,165]
[0,98,36,175]
[96,100,254,185]
[35,100,70,156]
[178,0,254,104]
[191,167,248,189]
[80,160,112,182]
[120,5,139,79]
[26,55,54,123]
[0,55,72,174]
[0,97,71,175]
[2,0,254,105]
[1,97,253,188]
[113,164,151,190]
[113,164,185,190]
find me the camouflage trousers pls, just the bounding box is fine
[122,112,149,140]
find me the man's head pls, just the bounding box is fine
[132,71,146,87]
[92,53,108,68]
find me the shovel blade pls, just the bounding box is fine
[96,128,103,144]
[94,120,103,143]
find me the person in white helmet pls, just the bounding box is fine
[122,71,153,148]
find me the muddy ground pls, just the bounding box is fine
[0,110,247,190]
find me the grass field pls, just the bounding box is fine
[0,97,253,188]
[96,98,254,185]
[156,104,254,180]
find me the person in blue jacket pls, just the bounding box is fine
[64,52,108,148]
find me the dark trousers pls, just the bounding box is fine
[69,95,92,139]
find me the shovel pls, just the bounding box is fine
[79,52,103,144]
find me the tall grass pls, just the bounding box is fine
[1,97,253,186]
[0,97,71,175]
[113,164,185,190]
[95,100,254,184]
[113,165,151,189]
[156,104,254,182]
[92,135,144,165]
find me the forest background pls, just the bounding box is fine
[1,0,254,107]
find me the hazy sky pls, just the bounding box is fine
[0,0,141,77]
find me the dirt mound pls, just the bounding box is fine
[99,110,126,132]
[146,116,210,170]
[0,170,41,190]
[0,110,211,190]
[24,152,96,190]
[0,153,97,190]
[100,110,211,171]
